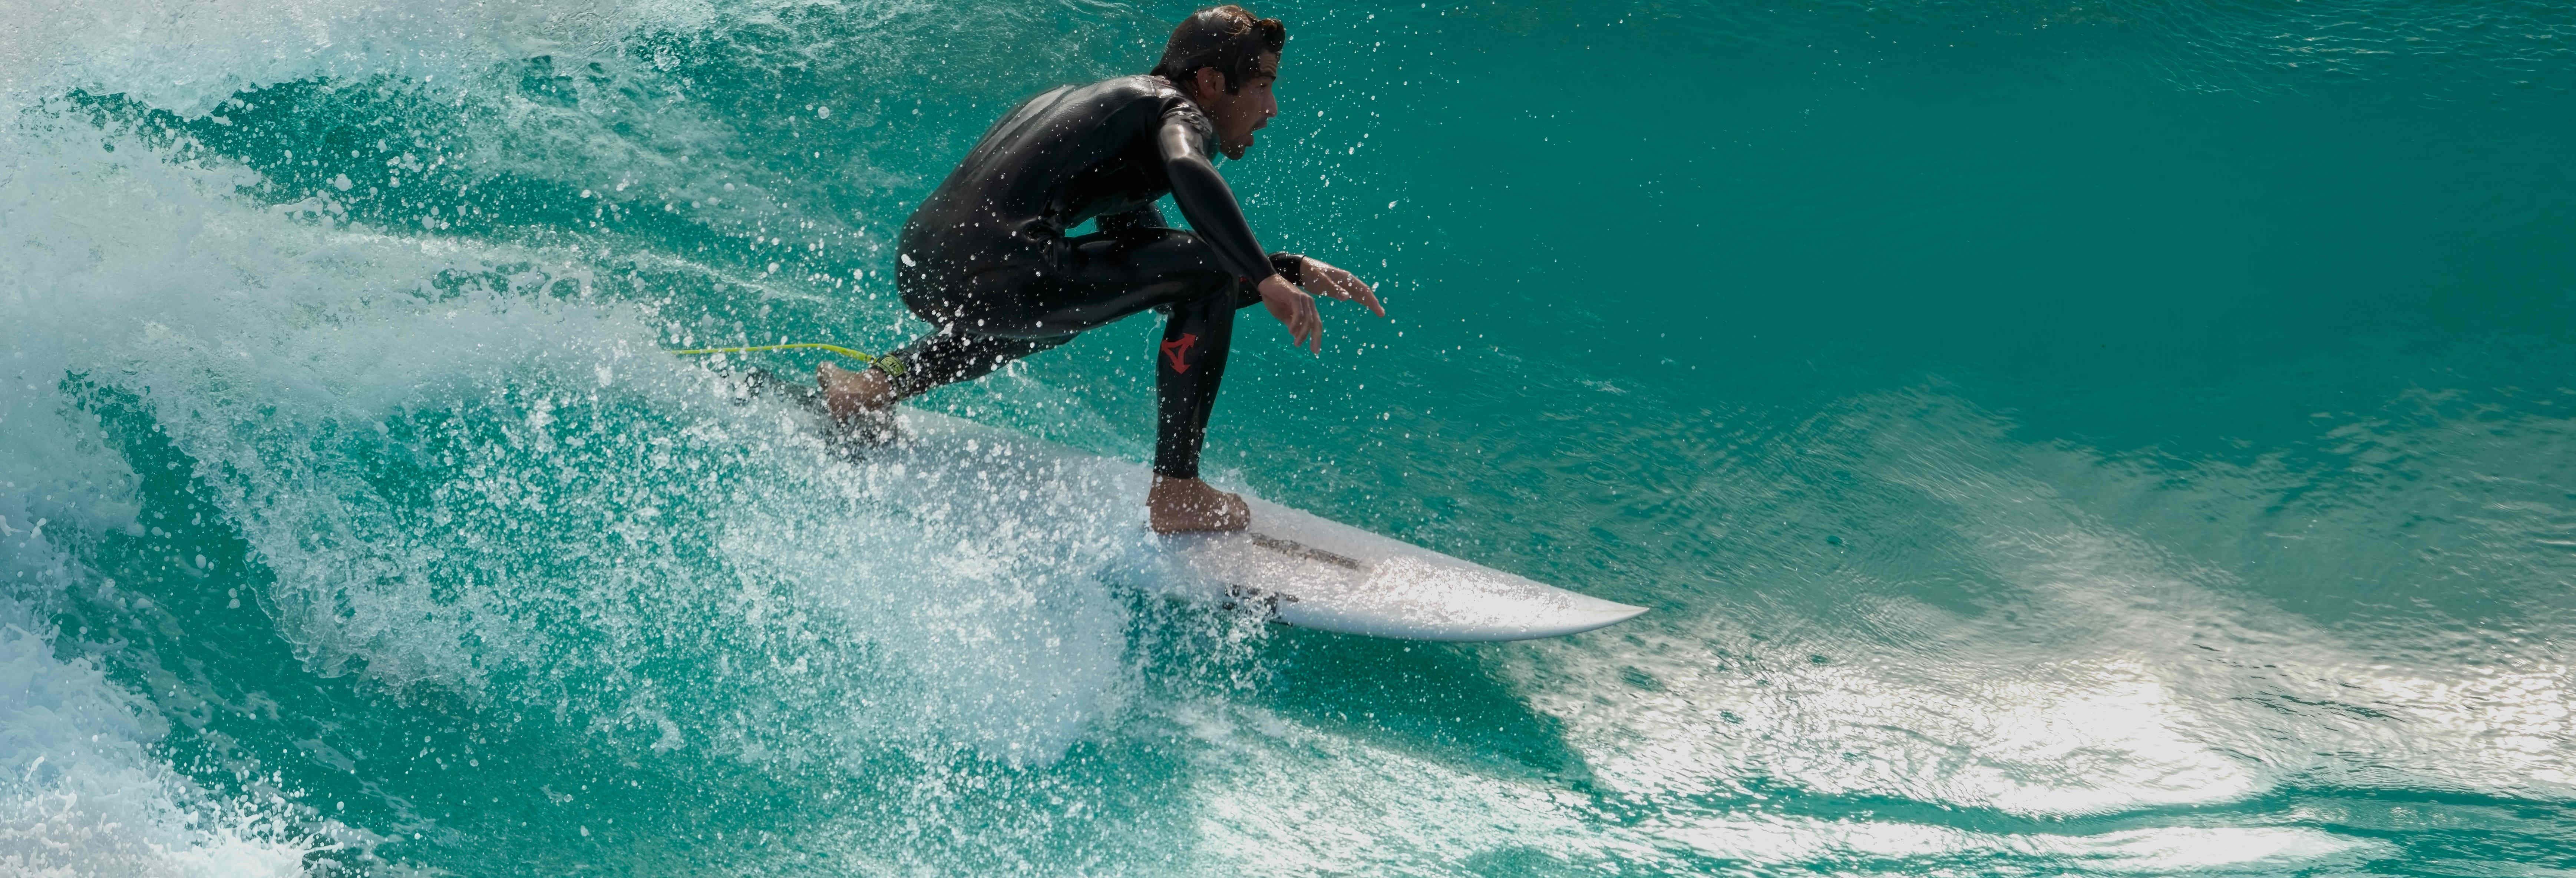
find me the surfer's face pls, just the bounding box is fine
[1195,53,1279,160]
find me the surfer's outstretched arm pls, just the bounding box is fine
[1157,118,1383,351]
[1156,117,1274,281]
[1155,115,1315,351]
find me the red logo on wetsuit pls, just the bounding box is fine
[1161,333,1200,373]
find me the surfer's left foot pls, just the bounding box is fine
[818,362,900,445]
[1148,476,1251,533]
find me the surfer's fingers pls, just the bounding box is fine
[1339,282,1381,313]
[1353,284,1386,317]
[1285,300,1315,349]
[1314,269,1363,299]
[1317,269,1385,318]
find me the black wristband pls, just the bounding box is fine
[1267,252,1306,285]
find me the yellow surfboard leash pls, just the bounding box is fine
[667,342,879,365]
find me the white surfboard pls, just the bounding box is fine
[729,368,1648,642]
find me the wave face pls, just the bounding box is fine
[3,0,2571,874]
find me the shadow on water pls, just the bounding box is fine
[1253,625,1596,783]
[1116,570,1605,787]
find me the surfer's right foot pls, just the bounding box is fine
[1148,476,1251,533]
[818,362,900,445]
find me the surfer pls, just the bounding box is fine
[816,4,1383,534]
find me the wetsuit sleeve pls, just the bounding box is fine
[1156,113,1279,283]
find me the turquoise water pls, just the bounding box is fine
[4,0,2573,874]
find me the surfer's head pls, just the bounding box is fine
[1152,5,1283,160]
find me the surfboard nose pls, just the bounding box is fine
[1531,594,1651,639]
[1454,600,1647,642]
[1586,602,1652,627]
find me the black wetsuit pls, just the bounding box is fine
[881,75,1302,480]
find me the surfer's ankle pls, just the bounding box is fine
[1147,476,1250,533]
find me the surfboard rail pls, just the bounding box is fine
[1155,498,1649,641]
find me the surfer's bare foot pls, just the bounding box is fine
[1148,476,1251,533]
[818,362,899,445]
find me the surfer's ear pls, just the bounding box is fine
[1193,66,1230,101]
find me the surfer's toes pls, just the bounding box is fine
[1150,505,1248,533]
[1148,478,1252,533]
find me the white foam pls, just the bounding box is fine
[0,107,1140,773]
[0,578,312,875]
[0,0,723,117]
[711,451,1137,763]
[1165,702,1665,873]
[0,125,324,876]
[1508,386,2574,819]
[1654,812,2388,873]
[1154,701,2388,875]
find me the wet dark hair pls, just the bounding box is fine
[1149,5,1286,96]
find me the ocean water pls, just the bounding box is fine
[3,0,2572,874]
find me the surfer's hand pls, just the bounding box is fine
[1258,274,1322,354]
[1298,257,1384,317]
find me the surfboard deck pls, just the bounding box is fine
[719,367,1648,642]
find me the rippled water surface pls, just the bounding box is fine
[3,1,2572,875]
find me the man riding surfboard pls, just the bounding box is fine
[817,4,1383,533]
